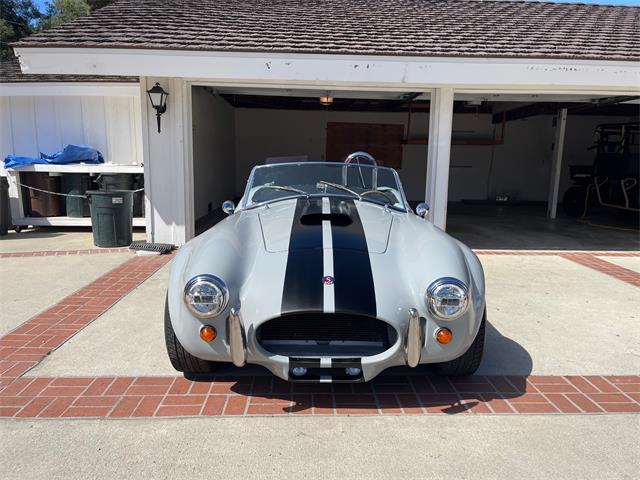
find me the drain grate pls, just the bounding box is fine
[129,241,175,254]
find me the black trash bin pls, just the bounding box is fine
[61,174,92,217]
[96,174,134,191]
[87,190,134,247]
[0,176,10,236]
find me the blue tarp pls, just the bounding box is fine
[4,144,104,169]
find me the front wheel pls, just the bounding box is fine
[433,314,485,377]
[164,297,219,374]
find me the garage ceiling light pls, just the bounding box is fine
[319,94,333,106]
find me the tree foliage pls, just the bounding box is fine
[1,0,113,61]
[40,0,91,29]
[0,0,41,60]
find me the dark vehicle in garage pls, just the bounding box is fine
[563,123,639,217]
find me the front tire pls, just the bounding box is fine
[164,297,218,374]
[433,313,485,377]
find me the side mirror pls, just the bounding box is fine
[415,202,429,219]
[222,200,235,215]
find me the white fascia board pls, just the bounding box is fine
[14,48,640,94]
[0,81,139,97]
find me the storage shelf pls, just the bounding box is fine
[13,217,146,227]
[8,164,143,174]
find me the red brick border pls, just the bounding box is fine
[0,374,638,418]
[560,253,640,287]
[475,250,640,287]
[0,247,131,258]
[0,255,172,385]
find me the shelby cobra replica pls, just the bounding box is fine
[165,154,486,382]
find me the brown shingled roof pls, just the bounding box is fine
[12,0,640,62]
[0,58,138,83]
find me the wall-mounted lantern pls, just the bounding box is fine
[146,82,168,133]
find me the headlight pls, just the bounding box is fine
[184,275,228,318]
[425,278,469,320]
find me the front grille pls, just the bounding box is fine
[257,313,397,357]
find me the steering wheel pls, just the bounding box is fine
[361,189,397,204]
[344,151,377,165]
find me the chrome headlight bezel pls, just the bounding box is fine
[425,277,469,321]
[183,274,229,318]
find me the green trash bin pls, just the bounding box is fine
[0,176,10,236]
[87,190,134,248]
[61,174,92,217]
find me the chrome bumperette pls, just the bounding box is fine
[227,307,247,367]
[405,308,424,368]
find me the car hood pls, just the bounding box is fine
[258,197,392,254]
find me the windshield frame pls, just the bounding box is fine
[240,162,409,213]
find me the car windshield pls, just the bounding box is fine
[244,162,406,211]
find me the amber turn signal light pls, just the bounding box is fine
[199,325,217,343]
[435,328,453,345]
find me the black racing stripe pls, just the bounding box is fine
[330,198,377,316]
[281,197,324,314]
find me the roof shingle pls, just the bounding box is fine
[12,0,640,62]
[0,58,138,83]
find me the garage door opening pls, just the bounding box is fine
[444,93,639,250]
[190,86,434,235]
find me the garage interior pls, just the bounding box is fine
[191,86,639,250]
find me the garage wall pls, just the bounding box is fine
[234,108,430,199]
[0,94,142,168]
[234,107,636,202]
[192,88,236,220]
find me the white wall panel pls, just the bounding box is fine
[0,97,14,168]
[81,96,109,158]
[55,97,84,147]
[9,97,38,157]
[33,97,62,154]
[1,94,141,165]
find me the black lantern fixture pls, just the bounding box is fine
[146,82,168,133]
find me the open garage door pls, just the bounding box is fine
[444,94,639,251]
[189,86,435,235]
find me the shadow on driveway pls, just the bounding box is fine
[187,321,533,415]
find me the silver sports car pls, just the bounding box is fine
[165,155,486,383]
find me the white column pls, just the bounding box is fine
[140,77,193,245]
[425,87,454,230]
[546,108,568,219]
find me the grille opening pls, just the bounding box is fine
[257,313,397,357]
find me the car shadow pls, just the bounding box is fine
[188,320,533,415]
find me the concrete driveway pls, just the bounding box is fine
[1,232,638,480]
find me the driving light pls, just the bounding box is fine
[184,275,229,318]
[435,328,453,345]
[199,325,217,343]
[345,367,362,377]
[425,278,469,320]
[291,367,307,377]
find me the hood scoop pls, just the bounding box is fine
[259,198,392,254]
[300,213,352,226]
